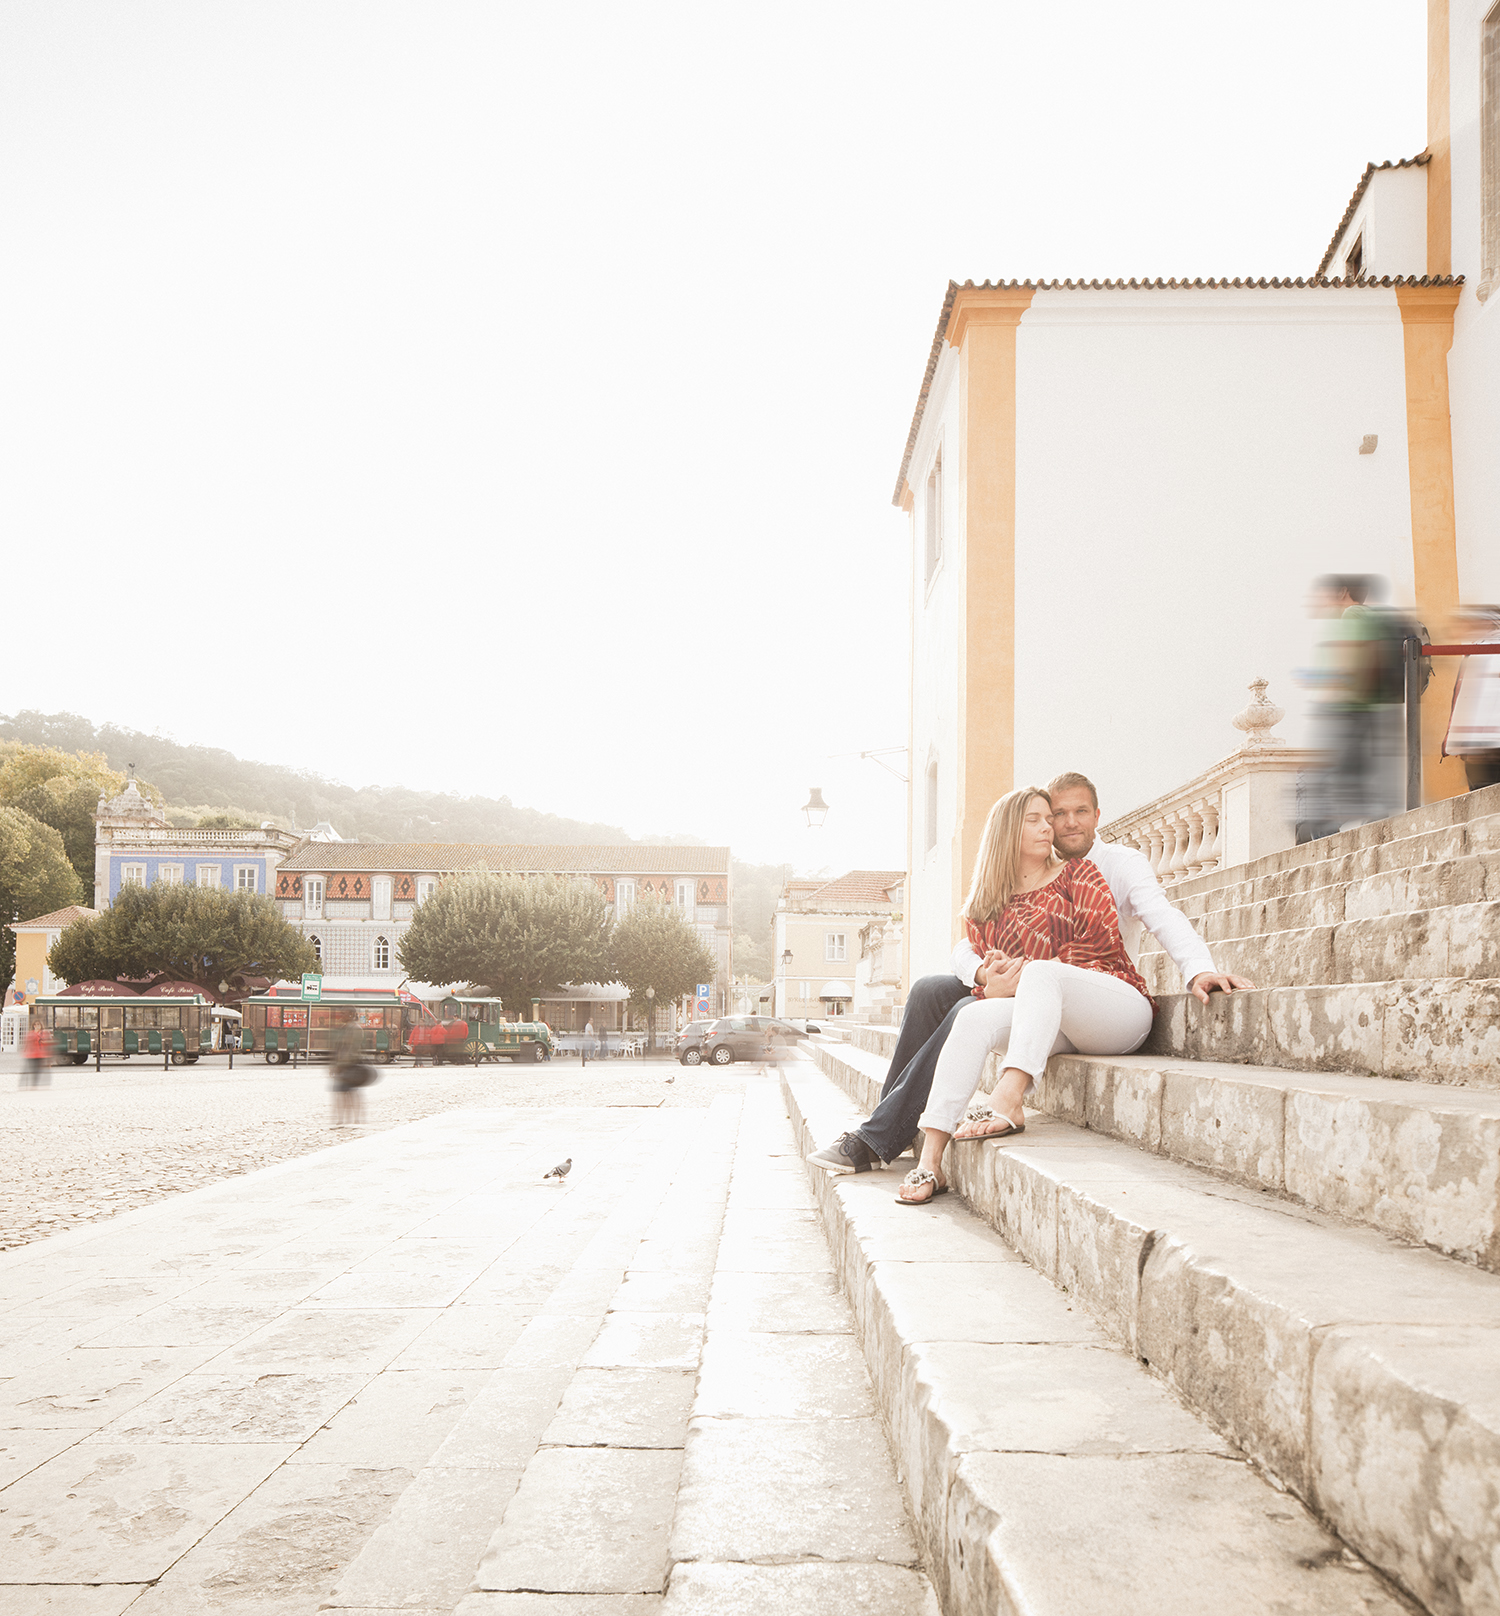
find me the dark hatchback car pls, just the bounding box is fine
[675,1020,716,1066]
[701,1016,804,1066]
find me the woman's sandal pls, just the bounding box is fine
[953,1104,1025,1142]
[895,1168,949,1205]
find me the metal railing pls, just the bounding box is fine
[1403,640,1497,809]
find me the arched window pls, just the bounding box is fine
[373,936,390,971]
[309,935,322,964]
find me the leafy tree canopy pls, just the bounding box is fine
[397,873,613,1017]
[0,806,85,987]
[0,741,162,890]
[610,898,718,1039]
[46,882,318,996]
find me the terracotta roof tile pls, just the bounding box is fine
[1316,154,1431,278]
[279,842,730,876]
[9,905,96,932]
[794,869,905,907]
[892,266,1464,506]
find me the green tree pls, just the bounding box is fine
[0,741,163,890]
[397,873,613,1017]
[731,930,771,982]
[0,807,86,987]
[46,883,318,995]
[610,898,718,1050]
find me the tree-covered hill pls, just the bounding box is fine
[0,710,660,847]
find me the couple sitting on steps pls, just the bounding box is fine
[807,772,1251,1205]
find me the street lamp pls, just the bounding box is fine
[646,986,655,1052]
[781,950,792,967]
[802,788,829,829]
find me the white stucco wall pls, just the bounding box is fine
[907,346,962,979]
[1010,287,1416,824]
[1327,166,1428,280]
[1446,0,1500,604]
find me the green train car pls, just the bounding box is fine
[30,993,215,1065]
[430,996,557,1064]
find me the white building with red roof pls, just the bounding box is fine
[770,870,904,1022]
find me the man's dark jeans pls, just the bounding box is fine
[851,972,972,1162]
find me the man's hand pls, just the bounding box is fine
[974,949,1007,991]
[1187,971,1255,1005]
[983,958,1024,999]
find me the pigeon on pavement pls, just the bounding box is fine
[543,1157,572,1182]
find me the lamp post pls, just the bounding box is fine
[646,986,655,1053]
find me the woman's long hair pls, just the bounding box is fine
[960,786,1054,924]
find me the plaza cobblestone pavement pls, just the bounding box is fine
[0,1049,741,1252]
[0,1055,934,1615]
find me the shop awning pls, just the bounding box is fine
[819,980,853,999]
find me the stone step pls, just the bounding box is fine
[804,1042,1500,1616]
[1135,902,1500,992]
[1146,978,1500,1087]
[822,1038,1500,1273]
[782,1062,1419,1616]
[1158,782,1500,916]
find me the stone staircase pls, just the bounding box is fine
[1135,781,1500,1083]
[788,797,1500,1616]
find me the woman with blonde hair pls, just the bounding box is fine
[894,785,1153,1205]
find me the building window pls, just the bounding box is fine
[924,449,943,584]
[235,866,257,893]
[157,865,183,885]
[309,934,322,964]
[196,865,221,888]
[825,932,846,962]
[676,879,693,915]
[416,878,437,904]
[616,880,636,917]
[1485,4,1500,295]
[925,761,939,854]
[373,935,390,970]
[120,864,146,888]
[304,876,324,918]
[1343,232,1363,279]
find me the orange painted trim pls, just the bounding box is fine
[1427,0,1451,276]
[898,481,915,513]
[1396,282,1465,799]
[946,286,1036,350]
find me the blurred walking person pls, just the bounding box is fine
[20,1023,51,1089]
[1442,605,1500,791]
[329,1026,376,1125]
[1297,574,1404,843]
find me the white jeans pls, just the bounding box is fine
[919,960,1154,1136]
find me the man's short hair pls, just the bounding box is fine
[1315,573,1376,605]
[1047,771,1098,810]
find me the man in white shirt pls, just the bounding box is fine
[808,771,1251,1174]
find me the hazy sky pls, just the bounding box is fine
[0,1,1426,873]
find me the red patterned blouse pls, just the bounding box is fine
[966,858,1152,1004]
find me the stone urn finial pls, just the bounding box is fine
[1232,678,1285,748]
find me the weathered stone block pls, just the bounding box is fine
[1445,901,1500,978]
[1084,1058,1163,1151]
[1269,982,1391,1072]
[1377,825,1468,873]
[1136,1235,1312,1495]
[1032,1055,1088,1125]
[1384,979,1500,1087]
[1160,1066,1285,1187]
[1333,909,1450,983]
[1309,1324,1500,1616]
[1284,1087,1500,1270]
[1053,1183,1151,1350]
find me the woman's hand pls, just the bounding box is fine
[983,957,1024,998]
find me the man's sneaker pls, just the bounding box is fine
[807,1132,876,1174]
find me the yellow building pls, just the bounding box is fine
[770,871,903,1020]
[8,906,96,1003]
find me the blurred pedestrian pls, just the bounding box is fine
[1442,605,1500,791]
[20,1024,50,1090]
[329,1026,376,1125]
[1296,574,1404,843]
[583,1017,593,1067]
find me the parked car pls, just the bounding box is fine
[675,1020,716,1066]
[701,1016,805,1066]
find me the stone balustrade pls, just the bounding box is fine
[1099,680,1316,884]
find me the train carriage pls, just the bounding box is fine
[30,993,215,1065]
[240,987,435,1065]
[426,996,557,1064]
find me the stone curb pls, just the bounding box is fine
[809,1042,1500,1616]
[780,1064,1416,1616]
[830,1036,1500,1272]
